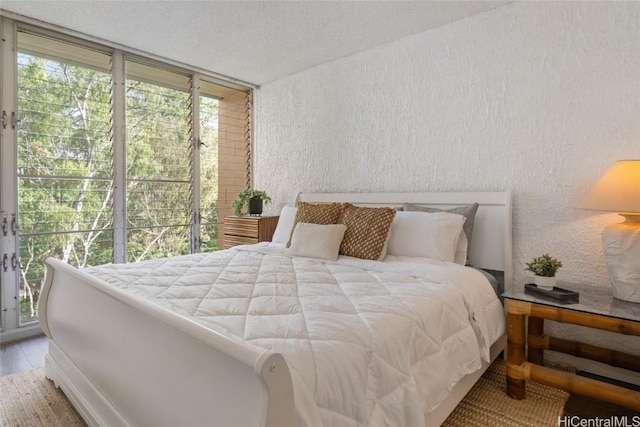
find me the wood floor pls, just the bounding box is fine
[0,334,47,377]
[563,371,640,418]
[2,335,639,420]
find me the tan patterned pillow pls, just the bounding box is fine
[287,202,345,247]
[339,206,396,260]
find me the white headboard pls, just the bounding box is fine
[296,191,513,292]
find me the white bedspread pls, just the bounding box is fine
[84,243,505,427]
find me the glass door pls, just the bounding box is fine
[0,18,252,338]
[15,31,113,325]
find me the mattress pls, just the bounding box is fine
[83,243,505,427]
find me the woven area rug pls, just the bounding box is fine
[0,368,87,427]
[1,359,568,427]
[442,359,570,427]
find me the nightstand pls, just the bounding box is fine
[222,216,279,249]
[503,284,640,411]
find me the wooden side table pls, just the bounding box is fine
[503,284,640,411]
[222,216,279,249]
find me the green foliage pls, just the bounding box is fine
[14,51,221,322]
[233,189,271,216]
[525,254,562,277]
[201,238,219,253]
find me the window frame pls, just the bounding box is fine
[0,16,253,341]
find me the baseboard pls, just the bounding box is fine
[0,324,43,344]
[545,351,640,387]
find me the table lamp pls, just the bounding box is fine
[577,160,640,302]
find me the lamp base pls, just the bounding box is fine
[602,215,640,303]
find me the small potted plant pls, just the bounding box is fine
[525,253,563,290]
[233,189,271,216]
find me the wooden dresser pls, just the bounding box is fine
[222,216,279,249]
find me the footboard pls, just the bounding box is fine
[39,257,295,427]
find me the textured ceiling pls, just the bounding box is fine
[1,1,507,86]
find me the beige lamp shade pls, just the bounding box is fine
[577,159,640,302]
[577,160,640,215]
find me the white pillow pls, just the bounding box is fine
[454,231,468,265]
[288,223,347,261]
[271,206,298,244]
[386,211,465,262]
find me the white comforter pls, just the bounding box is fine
[84,243,505,427]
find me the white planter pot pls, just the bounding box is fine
[534,275,556,290]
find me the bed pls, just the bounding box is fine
[39,191,513,427]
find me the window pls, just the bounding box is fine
[125,61,192,261]
[17,33,113,324]
[199,93,220,253]
[0,19,252,338]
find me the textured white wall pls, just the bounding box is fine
[254,3,640,354]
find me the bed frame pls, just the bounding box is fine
[39,191,512,427]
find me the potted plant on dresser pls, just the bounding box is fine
[233,189,272,216]
[525,254,563,290]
